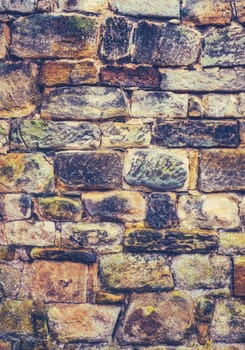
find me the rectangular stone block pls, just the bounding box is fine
[0,193,32,221]
[0,62,40,118]
[0,153,54,193]
[0,23,8,59]
[153,120,239,148]
[0,263,21,299]
[30,248,97,264]
[219,232,245,255]
[11,15,98,58]
[236,0,245,23]
[40,59,98,86]
[131,91,188,118]
[55,151,123,190]
[199,150,245,192]
[234,256,245,297]
[0,120,10,154]
[200,93,245,118]
[41,86,127,120]
[160,68,245,92]
[146,193,176,229]
[0,0,36,12]
[47,304,120,342]
[133,21,200,66]
[56,0,107,13]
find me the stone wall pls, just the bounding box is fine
[0,0,245,349]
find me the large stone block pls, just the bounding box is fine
[55,151,123,190]
[11,15,98,58]
[199,150,245,192]
[100,253,173,291]
[0,193,32,221]
[200,93,245,118]
[0,153,54,193]
[41,86,127,120]
[116,291,194,345]
[234,257,245,297]
[124,149,189,191]
[0,0,35,12]
[219,232,245,255]
[47,304,120,342]
[0,62,40,118]
[133,21,200,66]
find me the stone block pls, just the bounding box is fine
[0,0,35,12]
[30,248,97,264]
[219,232,245,255]
[234,256,245,297]
[0,120,9,154]
[200,93,245,118]
[236,0,245,23]
[0,193,32,221]
[146,193,176,229]
[0,23,8,59]
[56,0,107,13]
[0,263,21,298]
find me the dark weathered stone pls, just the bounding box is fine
[41,86,127,120]
[202,24,245,67]
[55,151,123,189]
[11,15,98,58]
[234,257,245,297]
[199,150,245,192]
[116,291,194,345]
[133,21,200,66]
[0,0,36,12]
[11,119,100,150]
[146,193,176,229]
[153,120,239,148]
[100,65,160,88]
[30,248,97,264]
[100,16,133,61]
[124,149,189,191]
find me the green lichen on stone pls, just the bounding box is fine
[36,196,81,221]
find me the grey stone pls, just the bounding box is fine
[0,0,36,12]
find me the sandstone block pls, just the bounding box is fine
[124,149,189,191]
[0,153,54,193]
[131,91,188,118]
[199,150,245,192]
[40,59,98,86]
[236,0,245,23]
[0,23,8,59]
[0,263,21,298]
[153,120,239,148]
[11,119,100,150]
[200,93,245,118]
[47,303,120,342]
[83,191,146,222]
[0,121,9,154]
[202,24,245,67]
[0,0,35,12]
[100,253,173,291]
[146,193,176,229]
[30,248,97,264]
[0,224,7,245]
[172,254,231,289]
[219,232,245,255]
[5,221,55,246]
[160,68,245,92]
[116,291,194,345]
[234,256,245,297]
[0,62,40,118]
[133,21,200,66]
[55,151,123,190]
[61,222,123,254]
[178,193,240,229]
[41,86,127,120]
[56,0,107,13]
[11,15,98,58]
[0,193,32,221]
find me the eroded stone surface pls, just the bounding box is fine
[0,153,54,193]
[219,232,245,255]
[11,15,98,58]
[0,0,35,12]
[47,303,120,342]
[30,248,96,264]
[133,22,200,66]
[234,257,245,297]
[0,62,40,118]
[56,0,107,13]
[201,93,245,118]
[0,193,32,221]
[96,291,125,305]
[116,291,194,345]
[146,193,176,229]
[100,253,173,291]
[0,263,21,298]
[172,254,231,289]
[41,86,127,120]
[236,0,245,23]
[124,149,189,191]
[0,23,8,59]
[0,120,9,153]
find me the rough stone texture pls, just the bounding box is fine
[219,232,245,255]
[96,291,125,305]
[124,149,189,191]
[131,91,188,118]
[241,196,245,226]
[100,65,160,88]
[178,193,240,230]
[0,193,32,221]
[234,257,245,297]
[40,60,98,86]
[160,68,245,92]
[0,62,40,118]
[199,150,245,192]
[116,291,194,345]
[182,0,232,25]
[200,93,245,118]
[0,153,54,193]
[0,263,21,298]
[172,254,231,289]
[111,0,179,18]
[0,0,35,12]
[100,16,133,61]
[146,193,176,229]
[30,248,97,264]
[211,299,245,342]
[41,86,127,120]
[0,342,11,350]
[10,119,100,150]
[55,151,123,190]
[5,221,55,246]
[83,191,146,222]
[100,253,173,291]
[47,304,120,342]
[56,0,107,13]
[61,222,123,253]
[202,24,245,67]
[0,120,9,154]
[11,15,98,58]
[0,23,8,59]
[153,120,239,148]
[133,22,200,66]
[101,121,151,148]
[236,0,245,23]
[125,228,218,253]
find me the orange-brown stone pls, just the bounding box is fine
[234,256,245,297]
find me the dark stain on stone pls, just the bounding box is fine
[30,248,97,264]
[20,194,31,216]
[85,195,128,221]
[146,193,176,229]
[0,165,14,180]
[124,308,161,338]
